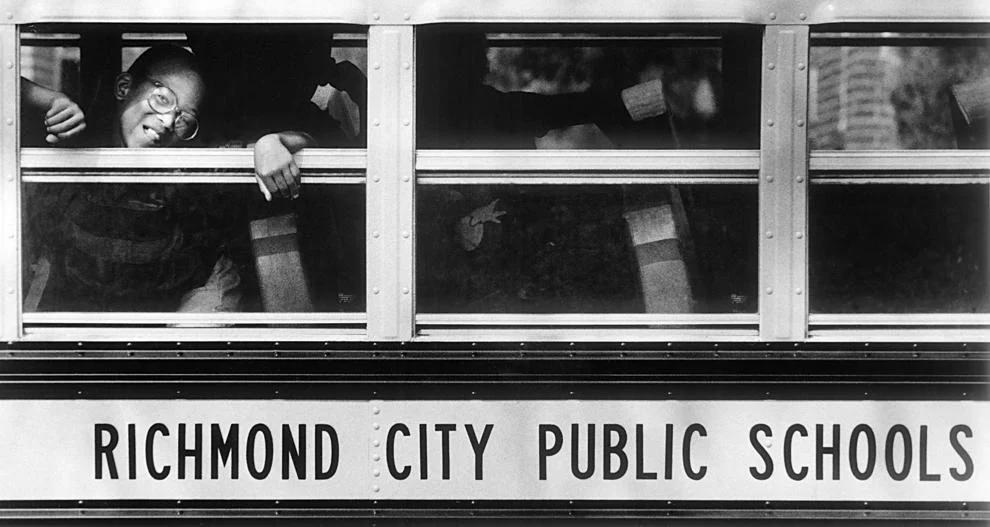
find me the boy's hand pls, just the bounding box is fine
[44,96,86,144]
[253,134,301,201]
[328,60,367,106]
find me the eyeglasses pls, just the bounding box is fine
[146,81,199,141]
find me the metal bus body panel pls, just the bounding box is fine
[0,350,985,517]
[2,0,989,26]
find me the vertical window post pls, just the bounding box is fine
[366,24,415,341]
[760,24,810,340]
[0,21,19,341]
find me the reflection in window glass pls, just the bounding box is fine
[417,27,761,149]
[20,25,367,148]
[810,185,989,313]
[417,185,757,314]
[22,183,364,313]
[810,36,990,150]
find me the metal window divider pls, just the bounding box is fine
[759,24,810,341]
[0,22,19,342]
[366,25,415,341]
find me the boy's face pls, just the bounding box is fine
[117,63,205,148]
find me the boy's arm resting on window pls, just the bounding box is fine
[21,77,86,144]
[253,131,317,201]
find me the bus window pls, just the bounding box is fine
[416,26,761,150]
[810,184,989,314]
[19,26,368,318]
[417,184,758,314]
[809,33,990,150]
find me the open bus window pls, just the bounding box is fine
[19,25,368,315]
[20,25,368,148]
[22,183,365,314]
[417,184,758,314]
[809,33,990,150]
[810,184,989,314]
[416,26,761,150]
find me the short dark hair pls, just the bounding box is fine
[127,44,203,81]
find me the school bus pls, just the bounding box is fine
[0,0,988,524]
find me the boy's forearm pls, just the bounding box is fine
[21,78,60,109]
[264,131,317,154]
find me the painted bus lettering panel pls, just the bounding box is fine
[0,400,986,501]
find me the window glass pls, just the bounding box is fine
[810,184,988,313]
[417,184,757,314]
[809,34,990,150]
[416,26,761,149]
[22,183,364,313]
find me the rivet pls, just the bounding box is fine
[403,119,410,126]
[373,469,381,477]
[5,62,12,69]
[5,12,11,20]
[796,176,805,183]
[372,407,380,415]
[5,118,12,125]
[799,12,807,20]
[766,288,774,295]
[402,175,410,182]
[403,62,410,70]
[373,423,380,430]
[6,287,13,294]
[798,62,806,70]
[372,13,380,20]
[795,288,803,295]
[401,231,410,238]
[403,13,411,20]
[766,175,774,182]
[795,231,804,239]
[402,287,410,294]
[768,12,777,20]
[372,287,380,295]
[767,62,776,70]
[765,231,774,239]
[372,454,381,461]
[6,175,13,181]
[372,231,380,238]
[766,119,774,127]
[373,63,381,70]
[373,119,380,127]
[797,119,805,127]
[373,176,380,182]
[373,440,381,447]
[372,485,380,492]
